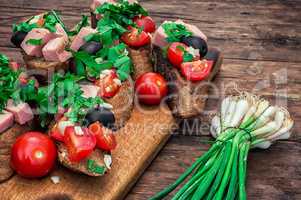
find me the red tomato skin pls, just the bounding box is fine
[167,42,188,68]
[64,126,96,162]
[88,122,117,151]
[135,72,168,105]
[133,16,156,33]
[121,27,151,48]
[180,60,213,82]
[10,132,57,178]
[95,70,120,98]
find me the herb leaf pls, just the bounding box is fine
[162,22,192,43]
[26,39,43,46]
[68,15,89,36]
[87,159,106,175]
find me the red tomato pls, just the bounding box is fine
[64,126,96,162]
[135,72,168,105]
[180,60,213,82]
[50,118,73,143]
[88,121,117,151]
[50,124,64,142]
[167,42,188,68]
[95,70,120,98]
[133,16,156,33]
[121,27,150,48]
[10,132,57,178]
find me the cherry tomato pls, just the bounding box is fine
[167,42,189,68]
[95,70,121,98]
[133,16,156,33]
[50,118,74,143]
[135,72,168,105]
[10,132,57,178]
[121,27,150,48]
[64,126,96,162]
[88,121,117,151]
[180,60,213,82]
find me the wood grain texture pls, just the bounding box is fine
[0,0,300,199]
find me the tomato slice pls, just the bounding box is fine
[88,121,117,151]
[50,118,74,143]
[121,26,150,48]
[180,60,213,82]
[95,70,121,98]
[133,16,156,33]
[64,126,96,162]
[167,42,189,68]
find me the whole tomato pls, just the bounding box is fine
[135,72,168,105]
[133,16,156,33]
[11,132,57,178]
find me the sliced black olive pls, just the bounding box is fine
[181,36,208,58]
[11,31,27,47]
[79,41,102,55]
[69,58,77,73]
[83,107,115,128]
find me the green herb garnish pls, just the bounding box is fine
[68,15,89,36]
[162,22,192,43]
[87,159,106,175]
[25,38,43,46]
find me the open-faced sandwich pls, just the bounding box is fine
[152,20,223,118]
[11,11,72,83]
[90,0,155,80]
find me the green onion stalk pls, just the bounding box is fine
[150,92,293,200]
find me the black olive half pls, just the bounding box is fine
[69,58,77,74]
[11,31,27,47]
[83,107,115,128]
[79,41,102,55]
[181,36,208,58]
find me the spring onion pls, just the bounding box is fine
[151,92,293,200]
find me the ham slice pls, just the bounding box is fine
[80,84,100,98]
[153,20,207,48]
[70,27,97,52]
[6,100,33,125]
[42,37,72,62]
[0,111,14,133]
[55,23,68,42]
[20,28,55,57]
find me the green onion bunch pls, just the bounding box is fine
[151,92,293,200]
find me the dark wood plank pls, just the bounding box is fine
[126,135,301,200]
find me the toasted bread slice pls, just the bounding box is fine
[57,143,110,176]
[104,80,134,129]
[152,46,223,118]
[128,44,153,80]
[23,52,69,84]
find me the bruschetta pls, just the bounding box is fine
[152,20,223,118]
[11,11,72,83]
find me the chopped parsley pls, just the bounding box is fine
[87,159,106,175]
[162,22,192,43]
[25,38,42,46]
[0,54,20,112]
[12,10,67,33]
[176,45,194,62]
[73,43,132,81]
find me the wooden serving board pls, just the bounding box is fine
[0,104,175,200]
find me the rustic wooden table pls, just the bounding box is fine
[0,0,300,199]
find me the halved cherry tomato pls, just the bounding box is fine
[135,72,168,105]
[167,42,189,68]
[50,118,73,142]
[95,70,121,98]
[88,121,117,151]
[133,16,156,33]
[180,60,213,82]
[121,26,150,48]
[64,126,96,162]
[11,132,57,178]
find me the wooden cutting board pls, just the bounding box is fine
[0,104,175,200]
